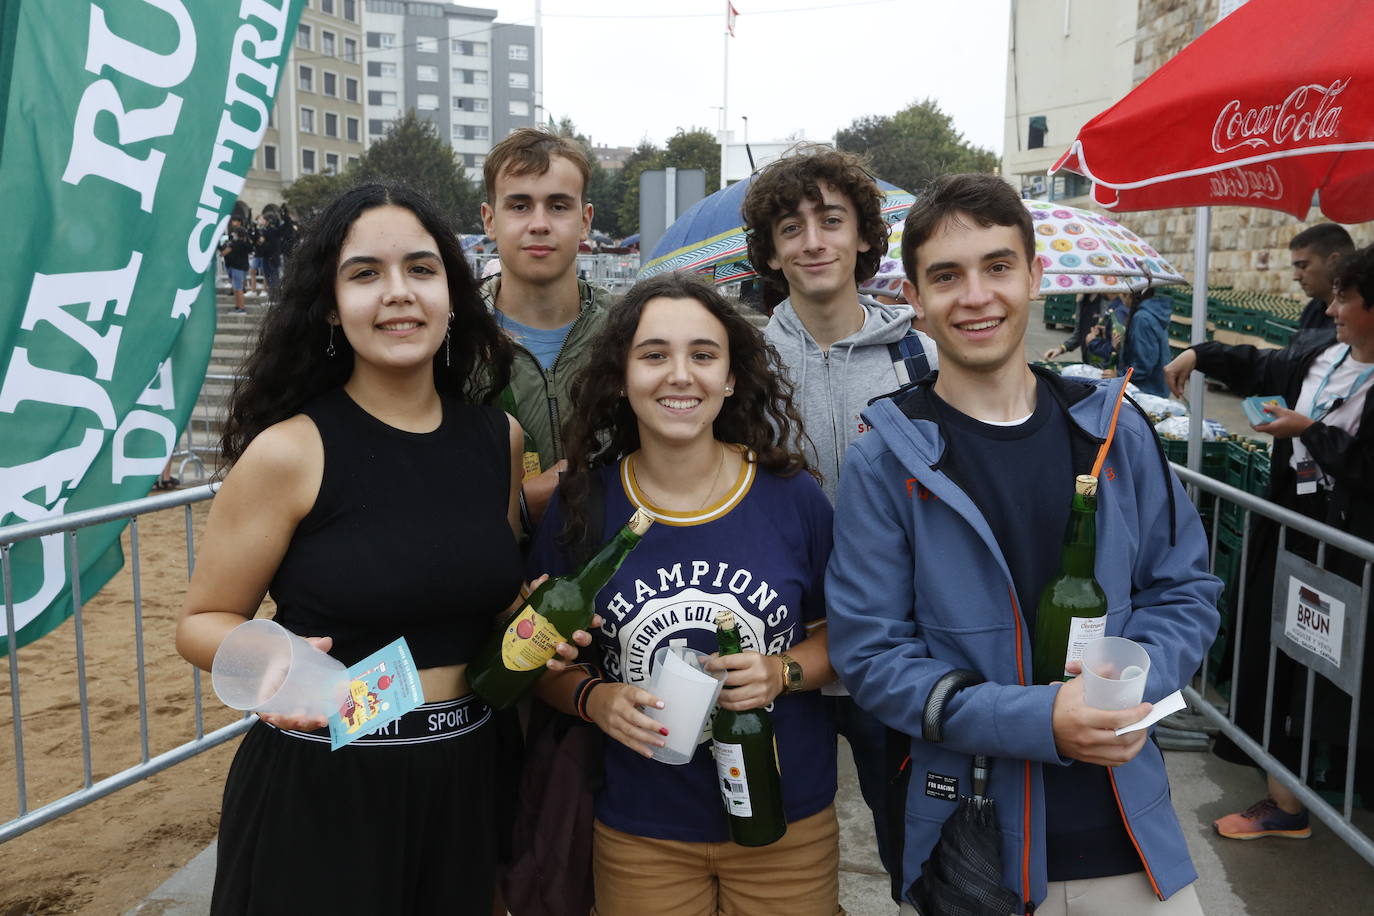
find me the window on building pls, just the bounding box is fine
[343,37,358,63]
[474,125,489,140]
[367,90,398,106]
[346,116,360,142]
[323,71,337,96]
[325,152,340,175]
[472,41,488,57]
[473,154,486,168]
[472,97,488,112]
[299,106,315,133]
[417,65,438,82]
[296,24,312,50]
[298,64,313,92]
[366,31,395,49]
[263,144,278,171]
[321,0,334,14]
[473,70,488,85]
[416,36,438,54]
[509,100,529,116]
[324,111,339,137]
[451,39,489,57]
[301,148,317,174]
[321,30,336,57]
[508,44,529,61]
[1028,115,1047,150]
[369,118,385,135]
[509,72,529,89]
[417,94,439,111]
[343,0,356,22]
[347,154,360,168]
[344,76,359,102]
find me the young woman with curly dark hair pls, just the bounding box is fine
[529,273,843,916]
[175,184,585,914]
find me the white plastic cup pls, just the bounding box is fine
[211,619,348,718]
[645,646,725,765]
[1080,636,1151,710]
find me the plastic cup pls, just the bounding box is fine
[1080,636,1151,710]
[644,646,725,765]
[211,619,348,718]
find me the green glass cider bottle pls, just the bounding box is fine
[710,608,787,847]
[1031,475,1109,685]
[468,508,653,709]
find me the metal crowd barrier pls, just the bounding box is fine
[1174,464,1374,868]
[0,484,249,844]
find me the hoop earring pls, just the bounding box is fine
[326,325,336,358]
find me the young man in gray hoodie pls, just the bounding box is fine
[743,145,938,874]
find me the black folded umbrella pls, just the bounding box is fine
[906,669,1021,916]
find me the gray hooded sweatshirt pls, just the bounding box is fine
[764,297,938,503]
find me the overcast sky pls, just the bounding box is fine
[492,0,1011,154]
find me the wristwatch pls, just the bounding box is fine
[777,653,803,694]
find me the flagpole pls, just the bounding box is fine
[720,19,729,190]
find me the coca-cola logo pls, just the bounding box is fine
[1211,78,1348,154]
[1208,165,1285,201]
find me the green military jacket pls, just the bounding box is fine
[480,275,610,477]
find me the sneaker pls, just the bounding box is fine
[1214,797,1311,839]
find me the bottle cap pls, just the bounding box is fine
[715,608,736,630]
[1075,474,1099,497]
[627,508,654,536]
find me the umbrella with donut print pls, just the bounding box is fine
[1027,201,1184,296]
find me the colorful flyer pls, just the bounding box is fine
[327,638,425,751]
[1242,394,1287,426]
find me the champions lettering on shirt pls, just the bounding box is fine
[528,450,839,843]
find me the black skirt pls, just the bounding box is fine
[211,696,500,915]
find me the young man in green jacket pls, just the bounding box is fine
[479,128,609,525]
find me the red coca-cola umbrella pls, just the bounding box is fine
[1051,0,1374,223]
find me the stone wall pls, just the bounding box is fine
[1129,0,1370,297]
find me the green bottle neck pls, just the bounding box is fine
[1058,493,1098,578]
[572,526,642,596]
[716,622,743,657]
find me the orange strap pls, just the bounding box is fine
[1090,368,1135,479]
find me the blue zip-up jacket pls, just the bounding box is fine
[826,368,1220,912]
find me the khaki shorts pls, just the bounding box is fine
[591,805,844,916]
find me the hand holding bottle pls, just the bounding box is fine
[1050,662,1152,767]
[584,682,667,758]
[706,651,782,710]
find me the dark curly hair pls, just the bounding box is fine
[901,173,1035,282]
[741,144,890,294]
[220,183,512,465]
[1333,244,1374,309]
[558,273,812,544]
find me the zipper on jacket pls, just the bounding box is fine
[542,289,598,461]
[1107,769,1165,899]
[823,350,842,474]
[1008,586,1033,910]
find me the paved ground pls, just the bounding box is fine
[130,308,1372,913]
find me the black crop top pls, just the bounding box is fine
[269,388,523,668]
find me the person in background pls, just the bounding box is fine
[741,144,937,880]
[828,173,1217,915]
[218,216,252,313]
[1290,223,1355,332]
[1043,293,1120,365]
[175,185,588,914]
[479,127,609,527]
[1115,285,1173,397]
[1164,245,1374,840]
[532,273,841,916]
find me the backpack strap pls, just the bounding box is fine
[887,331,932,386]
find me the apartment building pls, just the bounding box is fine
[242,0,366,213]
[362,1,535,181]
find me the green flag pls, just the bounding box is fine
[0,0,303,652]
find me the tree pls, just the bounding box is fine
[350,109,485,233]
[554,115,625,239]
[836,98,999,194]
[663,127,720,195]
[282,171,346,220]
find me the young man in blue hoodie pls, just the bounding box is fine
[743,145,938,877]
[826,173,1219,915]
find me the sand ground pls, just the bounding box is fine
[0,499,252,915]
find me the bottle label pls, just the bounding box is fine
[1064,615,1107,676]
[499,606,564,672]
[714,741,753,817]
